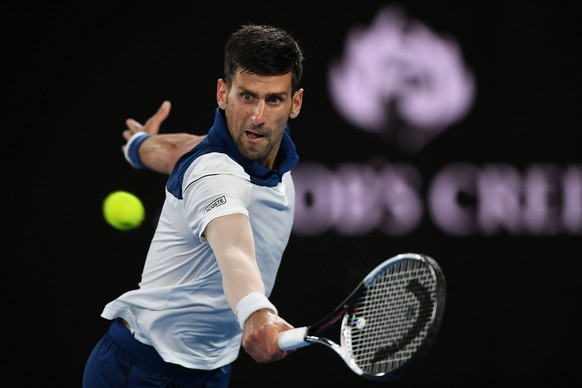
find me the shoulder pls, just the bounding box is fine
[186,153,249,181]
[167,152,250,200]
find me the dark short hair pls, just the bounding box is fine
[224,24,305,92]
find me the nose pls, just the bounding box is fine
[250,102,266,125]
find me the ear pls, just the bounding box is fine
[289,88,304,119]
[216,79,228,109]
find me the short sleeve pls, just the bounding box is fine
[181,153,252,241]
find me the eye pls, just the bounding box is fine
[267,95,283,104]
[242,93,253,102]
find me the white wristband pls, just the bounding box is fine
[235,292,278,329]
[123,131,150,169]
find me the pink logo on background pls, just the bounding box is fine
[328,6,476,153]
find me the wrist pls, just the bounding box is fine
[235,292,277,329]
[124,132,151,169]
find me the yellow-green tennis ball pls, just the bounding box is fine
[102,191,145,231]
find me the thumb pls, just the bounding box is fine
[144,100,172,135]
[156,100,172,120]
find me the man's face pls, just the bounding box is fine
[217,70,303,169]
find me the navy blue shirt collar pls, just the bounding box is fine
[167,108,299,198]
[206,108,299,185]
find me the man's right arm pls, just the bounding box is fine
[122,100,206,175]
[205,212,294,363]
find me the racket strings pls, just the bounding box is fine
[343,260,438,375]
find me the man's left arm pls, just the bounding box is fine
[122,100,206,174]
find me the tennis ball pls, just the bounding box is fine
[102,190,145,231]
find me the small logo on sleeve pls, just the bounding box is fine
[204,195,227,213]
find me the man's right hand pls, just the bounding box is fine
[241,309,296,363]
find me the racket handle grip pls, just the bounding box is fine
[278,326,310,351]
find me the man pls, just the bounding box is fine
[83,24,305,387]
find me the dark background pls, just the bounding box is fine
[3,1,580,386]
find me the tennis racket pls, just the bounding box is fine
[278,252,446,381]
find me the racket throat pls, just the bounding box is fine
[307,336,367,376]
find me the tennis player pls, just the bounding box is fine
[83,24,305,387]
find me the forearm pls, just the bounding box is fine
[221,251,277,329]
[138,133,202,174]
[205,213,276,325]
[221,248,266,303]
[124,132,205,175]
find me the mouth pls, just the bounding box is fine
[245,131,265,141]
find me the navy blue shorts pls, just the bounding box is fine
[83,319,232,387]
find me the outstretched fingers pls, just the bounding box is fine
[123,119,144,141]
[121,100,172,154]
[142,100,171,136]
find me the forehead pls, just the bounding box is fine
[231,70,293,95]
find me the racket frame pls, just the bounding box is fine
[278,253,446,381]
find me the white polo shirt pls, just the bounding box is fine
[101,108,298,370]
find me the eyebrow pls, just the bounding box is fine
[239,87,289,99]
